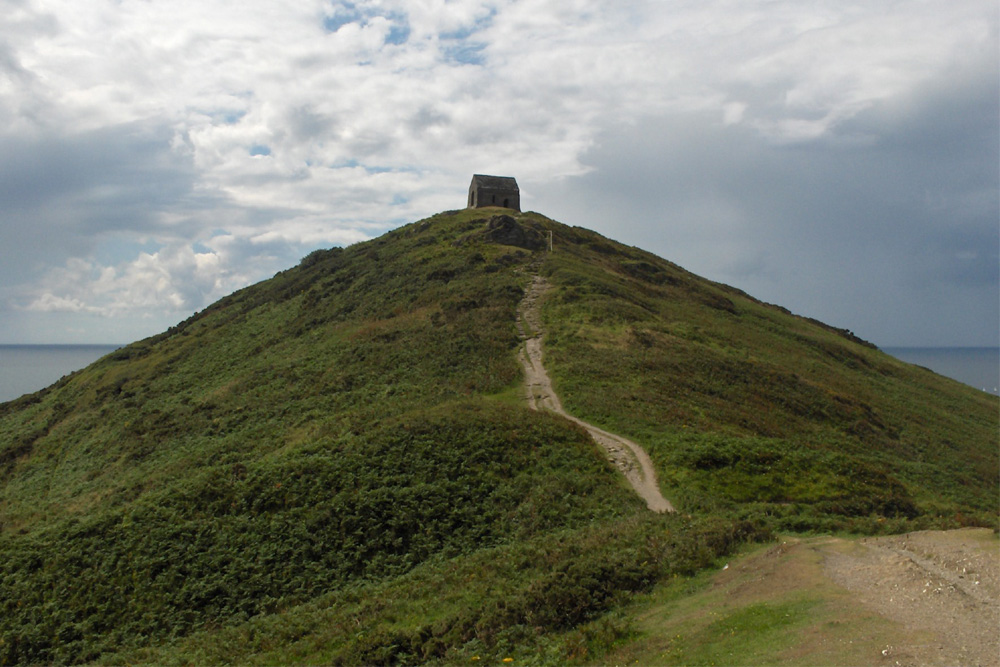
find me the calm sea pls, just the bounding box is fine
[883,347,999,395]
[0,344,997,404]
[0,345,121,403]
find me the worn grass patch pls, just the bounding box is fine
[601,533,986,666]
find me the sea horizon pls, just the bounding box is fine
[0,343,997,404]
[882,346,999,395]
[0,344,122,403]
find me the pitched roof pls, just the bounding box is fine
[470,174,519,190]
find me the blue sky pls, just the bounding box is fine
[0,0,996,346]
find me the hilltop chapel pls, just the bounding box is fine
[467,174,520,211]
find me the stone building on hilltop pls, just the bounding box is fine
[468,174,520,211]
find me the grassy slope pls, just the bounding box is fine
[0,209,994,664]
[0,209,656,664]
[533,215,997,530]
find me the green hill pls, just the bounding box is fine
[0,209,995,664]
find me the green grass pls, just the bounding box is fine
[533,217,997,530]
[0,208,994,664]
[660,600,817,665]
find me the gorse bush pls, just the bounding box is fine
[0,401,639,664]
[112,514,769,666]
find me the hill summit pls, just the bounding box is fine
[0,208,995,664]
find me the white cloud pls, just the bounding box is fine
[0,0,995,343]
[25,292,91,314]
[249,218,371,247]
[22,242,244,317]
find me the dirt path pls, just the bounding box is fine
[604,528,998,665]
[822,529,999,666]
[516,274,674,513]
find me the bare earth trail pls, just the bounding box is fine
[609,528,999,666]
[516,274,674,513]
[821,529,999,666]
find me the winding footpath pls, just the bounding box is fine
[516,274,674,513]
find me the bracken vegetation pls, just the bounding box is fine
[0,208,994,664]
[536,220,996,532]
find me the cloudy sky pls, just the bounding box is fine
[1,0,996,347]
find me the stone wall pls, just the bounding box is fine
[468,175,520,211]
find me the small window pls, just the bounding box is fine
[503,198,509,208]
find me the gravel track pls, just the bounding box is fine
[822,529,999,666]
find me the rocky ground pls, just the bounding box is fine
[608,528,999,666]
[823,528,999,666]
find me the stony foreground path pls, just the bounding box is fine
[822,529,999,666]
[516,274,674,513]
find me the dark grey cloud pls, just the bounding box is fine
[0,122,211,266]
[533,53,998,346]
[0,121,295,326]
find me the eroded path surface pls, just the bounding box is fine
[822,529,999,666]
[516,274,674,513]
[604,529,998,665]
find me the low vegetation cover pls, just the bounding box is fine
[0,209,995,664]
[535,221,996,531]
